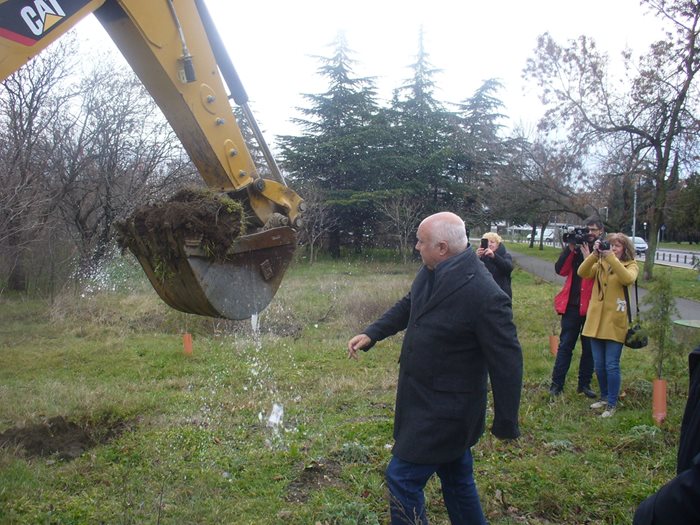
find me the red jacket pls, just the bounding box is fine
[554,249,593,316]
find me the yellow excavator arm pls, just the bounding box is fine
[0,0,303,319]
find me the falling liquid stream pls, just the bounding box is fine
[249,311,286,449]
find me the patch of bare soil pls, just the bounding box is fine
[285,459,345,503]
[0,415,129,461]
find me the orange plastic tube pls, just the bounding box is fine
[652,378,667,426]
[183,332,193,356]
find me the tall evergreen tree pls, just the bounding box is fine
[450,78,508,229]
[278,33,381,256]
[387,29,455,213]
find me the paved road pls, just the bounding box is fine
[511,251,700,321]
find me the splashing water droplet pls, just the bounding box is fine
[250,313,260,334]
[267,403,284,429]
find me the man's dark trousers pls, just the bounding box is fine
[386,450,487,525]
[551,304,593,392]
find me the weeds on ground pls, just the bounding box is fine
[0,258,688,524]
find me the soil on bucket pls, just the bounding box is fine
[114,187,246,266]
[0,415,130,461]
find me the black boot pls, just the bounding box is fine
[577,385,597,399]
[549,384,563,396]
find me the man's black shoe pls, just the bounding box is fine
[549,385,563,396]
[578,386,597,399]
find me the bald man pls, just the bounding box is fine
[348,212,523,525]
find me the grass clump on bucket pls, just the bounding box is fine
[114,187,246,275]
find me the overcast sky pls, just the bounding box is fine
[79,0,663,150]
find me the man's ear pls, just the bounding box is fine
[438,241,449,255]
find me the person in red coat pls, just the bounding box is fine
[549,218,604,398]
[347,211,523,525]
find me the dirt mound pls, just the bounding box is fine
[0,415,128,461]
[114,188,246,265]
[285,459,345,503]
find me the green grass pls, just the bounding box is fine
[0,257,692,524]
[507,241,700,303]
[657,241,700,251]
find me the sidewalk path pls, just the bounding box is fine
[511,251,700,321]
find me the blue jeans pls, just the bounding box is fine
[551,305,594,390]
[589,338,623,407]
[385,450,487,525]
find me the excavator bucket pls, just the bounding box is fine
[130,227,296,320]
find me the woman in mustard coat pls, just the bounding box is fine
[578,233,638,417]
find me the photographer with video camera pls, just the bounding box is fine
[549,218,604,398]
[577,232,639,418]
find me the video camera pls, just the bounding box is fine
[562,226,590,245]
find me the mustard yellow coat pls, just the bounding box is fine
[577,253,639,343]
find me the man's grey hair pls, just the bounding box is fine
[433,217,469,254]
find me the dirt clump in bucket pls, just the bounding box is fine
[114,187,246,266]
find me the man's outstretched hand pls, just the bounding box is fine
[347,334,371,359]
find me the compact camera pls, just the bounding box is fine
[598,240,611,251]
[562,227,589,245]
[480,238,489,249]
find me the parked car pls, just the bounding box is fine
[632,236,648,255]
[527,229,555,242]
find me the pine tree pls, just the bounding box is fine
[386,29,454,213]
[278,33,382,256]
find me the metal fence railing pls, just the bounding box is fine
[655,252,698,265]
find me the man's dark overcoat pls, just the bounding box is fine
[363,249,523,464]
[633,346,700,525]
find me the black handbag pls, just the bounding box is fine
[624,280,648,349]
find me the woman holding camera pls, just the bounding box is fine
[577,233,638,417]
[476,232,513,298]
